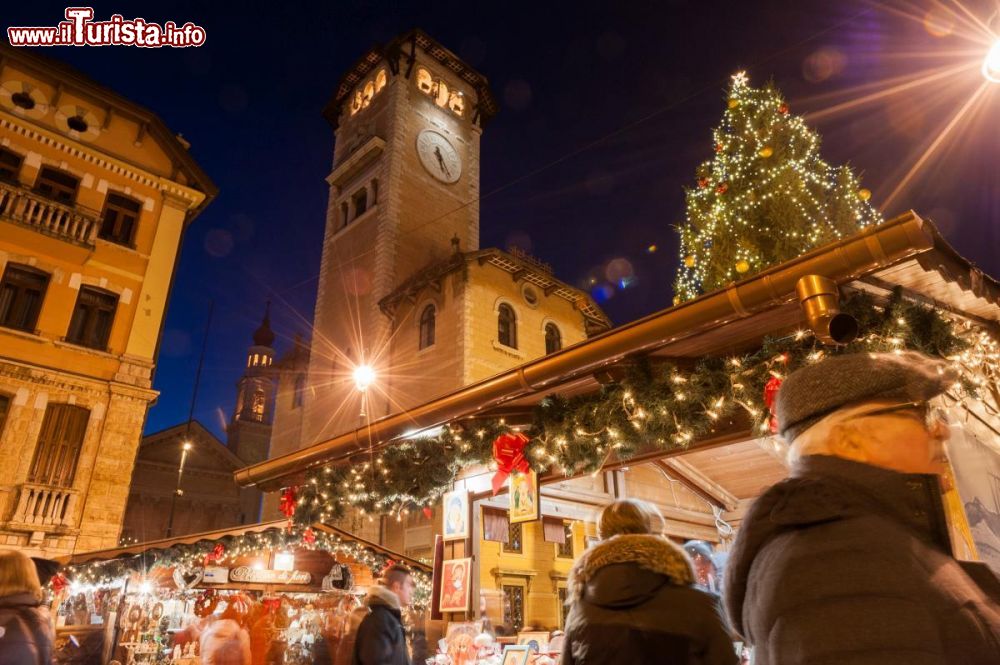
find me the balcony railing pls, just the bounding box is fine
[8,483,79,531]
[0,180,100,247]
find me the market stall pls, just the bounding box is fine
[52,520,432,665]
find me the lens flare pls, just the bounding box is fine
[352,364,376,391]
[984,41,1000,83]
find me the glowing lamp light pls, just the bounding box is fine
[139,580,153,594]
[182,441,193,451]
[274,551,295,572]
[984,41,1000,83]
[352,364,376,391]
[251,559,265,571]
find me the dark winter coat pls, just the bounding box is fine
[724,454,1000,665]
[561,533,737,665]
[352,585,410,665]
[0,592,53,665]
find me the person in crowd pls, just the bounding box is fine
[724,351,1000,664]
[200,618,251,665]
[0,549,54,665]
[561,499,736,665]
[352,564,414,665]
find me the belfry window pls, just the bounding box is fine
[545,323,562,355]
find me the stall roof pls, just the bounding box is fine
[64,520,431,574]
[235,211,1000,490]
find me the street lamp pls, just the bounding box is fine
[165,440,193,537]
[984,40,1000,83]
[353,364,376,391]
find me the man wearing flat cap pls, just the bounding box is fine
[723,351,1000,665]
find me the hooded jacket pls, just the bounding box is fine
[560,534,737,665]
[0,592,53,665]
[724,454,1000,665]
[352,585,410,665]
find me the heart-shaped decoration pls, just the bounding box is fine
[172,567,204,590]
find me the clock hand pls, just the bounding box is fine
[434,146,450,176]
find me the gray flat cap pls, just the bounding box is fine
[776,351,958,441]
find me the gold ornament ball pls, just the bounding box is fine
[735,259,751,274]
[673,296,682,306]
[728,99,740,109]
[858,188,872,201]
[758,146,773,158]
[683,254,696,268]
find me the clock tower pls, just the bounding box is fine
[302,30,499,443]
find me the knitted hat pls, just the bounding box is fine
[776,350,957,442]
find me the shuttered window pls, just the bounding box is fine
[67,286,117,350]
[0,264,49,333]
[34,167,78,205]
[29,404,89,487]
[99,193,141,246]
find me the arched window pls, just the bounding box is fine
[419,304,436,350]
[250,389,266,422]
[498,303,517,349]
[545,323,562,355]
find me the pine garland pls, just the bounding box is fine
[294,290,989,525]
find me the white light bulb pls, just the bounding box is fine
[984,41,1000,83]
[352,364,376,391]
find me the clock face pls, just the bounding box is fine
[416,129,462,184]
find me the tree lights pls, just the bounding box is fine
[673,72,883,302]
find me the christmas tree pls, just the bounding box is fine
[673,72,883,302]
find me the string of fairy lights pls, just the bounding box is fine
[62,525,432,609]
[673,72,884,302]
[292,290,999,527]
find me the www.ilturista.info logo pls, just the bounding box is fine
[7,7,206,48]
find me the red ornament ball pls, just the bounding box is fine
[715,142,724,153]
[716,182,729,194]
[697,177,710,189]
[778,103,789,114]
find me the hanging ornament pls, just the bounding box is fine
[697,177,710,189]
[422,506,434,519]
[735,259,750,274]
[714,142,724,153]
[758,146,773,158]
[672,296,682,306]
[491,432,530,495]
[279,487,298,520]
[763,376,783,434]
[857,188,872,201]
[50,573,68,594]
[302,528,316,545]
[715,182,729,194]
[683,254,696,268]
[778,103,789,114]
[727,99,740,109]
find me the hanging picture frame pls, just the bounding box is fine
[438,557,472,613]
[442,489,470,542]
[509,470,540,524]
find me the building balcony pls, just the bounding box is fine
[6,483,79,533]
[0,180,100,247]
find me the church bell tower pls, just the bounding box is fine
[302,30,498,443]
[227,304,275,464]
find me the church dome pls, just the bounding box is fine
[253,303,275,347]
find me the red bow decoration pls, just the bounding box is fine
[50,573,68,594]
[763,376,783,435]
[263,597,281,613]
[205,542,225,565]
[279,486,298,519]
[302,528,316,545]
[491,432,531,495]
[422,506,433,520]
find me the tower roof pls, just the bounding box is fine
[323,28,499,128]
[252,302,275,347]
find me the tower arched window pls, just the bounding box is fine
[545,323,562,355]
[250,389,266,422]
[419,304,436,350]
[498,304,517,349]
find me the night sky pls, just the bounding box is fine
[7,1,998,440]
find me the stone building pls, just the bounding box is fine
[0,45,215,556]
[120,309,274,542]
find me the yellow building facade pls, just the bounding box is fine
[0,45,215,557]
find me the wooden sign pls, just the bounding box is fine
[228,566,311,585]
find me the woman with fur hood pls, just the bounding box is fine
[560,500,736,665]
[0,549,53,665]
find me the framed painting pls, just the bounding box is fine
[442,489,470,541]
[516,631,549,652]
[438,557,472,613]
[501,645,531,665]
[509,470,540,524]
